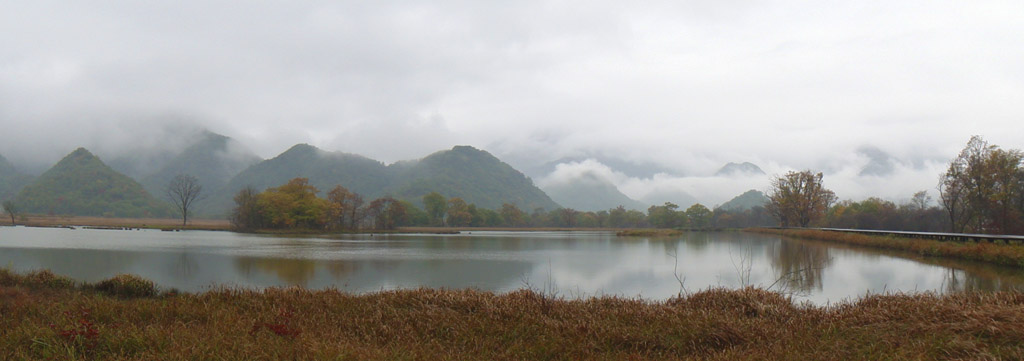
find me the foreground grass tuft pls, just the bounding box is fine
[90,274,158,298]
[751,228,1024,268]
[1,269,1023,360]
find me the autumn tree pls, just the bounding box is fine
[766,170,837,227]
[366,197,407,230]
[940,136,1024,234]
[165,174,204,226]
[446,197,472,227]
[500,203,526,227]
[326,185,365,230]
[258,178,329,229]
[648,202,683,228]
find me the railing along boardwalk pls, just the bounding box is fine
[807,228,1024,244]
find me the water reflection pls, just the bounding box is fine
[769,241,832,293]
[1,227,1023,304]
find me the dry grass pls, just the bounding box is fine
[3,215,230,230]
[616,228,684,237]
[2,269,1023,360]
[751,228,1024,268]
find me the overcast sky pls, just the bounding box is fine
[2,1,1022,205]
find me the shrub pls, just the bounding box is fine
[93,274,157,298]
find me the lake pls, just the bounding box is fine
[1,226,1022,304]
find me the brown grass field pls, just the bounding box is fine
[2,269,1023,360]
[2,215,231,230]
[751,228,1024,268]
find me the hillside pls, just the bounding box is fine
[716,189,769,211]
[141,132,261,198]
[14,148,171,217]
[210,145,560,216]
[0,154,34,202]
[386,146,560,211]
[541,175,647,211]
[206,144,392,215]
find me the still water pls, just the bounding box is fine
[1,226,1022,304]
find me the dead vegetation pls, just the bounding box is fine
[1,269,1023,360]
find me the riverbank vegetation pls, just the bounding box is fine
[1,269,1023,360]
[751,228,1024,268]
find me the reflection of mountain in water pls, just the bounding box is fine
[770,241,832,293]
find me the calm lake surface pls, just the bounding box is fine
[1,226,1022,304]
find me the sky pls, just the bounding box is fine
[2,1,1023,206]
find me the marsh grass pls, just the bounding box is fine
[751,228,1024,268]
[1,269,1023,360]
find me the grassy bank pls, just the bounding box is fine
[2,215,231,231]
[2,269,1023,360]
[751,228,1024,268]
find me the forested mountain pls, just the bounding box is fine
[141,131,261,198]
[716,189,769,211]
[386,146,560,211]
[14,148,171,217]
[205,143,392,215]
[207,145,559,216]
[0,154,34,202]
[541,175,647,211]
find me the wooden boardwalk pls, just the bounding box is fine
[814,228,1024,244]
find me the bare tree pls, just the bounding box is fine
[2,200,19,225]
[166,174,203,227]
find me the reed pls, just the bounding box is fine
[2,268,1023,360]
[750,228,1024,268]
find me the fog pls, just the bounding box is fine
[2,1,1022,206]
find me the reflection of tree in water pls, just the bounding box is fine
[770,240,832,293]
[942,268,1024,293]
[235,257,318,286]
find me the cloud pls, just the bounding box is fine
[0,0,1021,187]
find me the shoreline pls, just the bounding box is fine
[751,228,1024,268]
[2,268,1022,360]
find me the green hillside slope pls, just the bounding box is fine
[15,148,171,217]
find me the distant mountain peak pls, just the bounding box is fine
[715,162,765,176]
[716,189,769,211]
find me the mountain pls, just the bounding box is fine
[541,174,647,212]
[715,162,766,176]
[716,189,769,212]
[141,131,261,198]
[14,148,171,217]
[386,146,560,211]
[857,146,897,176]
[206,144,391,215]
[210,145,560,216]
[0,154,34,202]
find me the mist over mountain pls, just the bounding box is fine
[140,131,261,199]
[205,144,559,216]
[716,190,769,212]
[0,154,34,202]
[14,148,171,217]
[537,159,648,211]
[714,162,766,176]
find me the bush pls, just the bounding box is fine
[93,274,157,298]
[0,268,75,289]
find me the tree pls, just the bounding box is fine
[500,203,525,227]
[766,170,837,227]
[940,136,1024,234]
[165,174,204,226]
[423,192,447,226]
[685,203,712,229]
[3,200,19,225]
[446,197,472,227]
[230,186,261,231]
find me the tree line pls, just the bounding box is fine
[765,136,1023,235]
[225,177,782,232]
